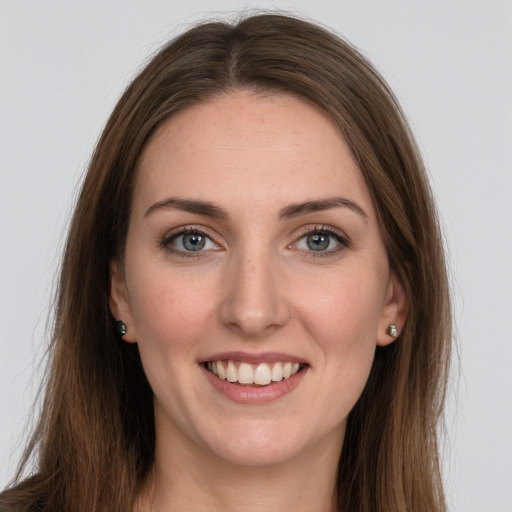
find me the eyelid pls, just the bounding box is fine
[160,225,224,254]
[159,223,349,258]
[289,224,351,256]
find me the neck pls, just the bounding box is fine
[137,427,342,512]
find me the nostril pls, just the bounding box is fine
[224,319,281,338]
[219,265,291,335]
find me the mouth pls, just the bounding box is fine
[203,359,306,387]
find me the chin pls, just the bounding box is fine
[199,419,327,468]
[211,440,303,467]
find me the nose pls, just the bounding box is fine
[219,250,290,338]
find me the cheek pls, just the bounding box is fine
[127,262,219,353]
[127,267,218,407]
[294,275,383,422]
[295,266,386,343]
[293,265,386,389]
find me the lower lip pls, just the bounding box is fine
[201,365,307,404]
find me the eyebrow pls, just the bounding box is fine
[279,197,368,221]
[144,197,229,220]
[144,196,368,221]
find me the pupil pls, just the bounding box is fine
[183,233,205,251]
[307,233,329,251]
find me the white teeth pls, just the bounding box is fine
[207,359,302,386]
[271,362,283,382]
[253,363,272,385]
[238,363,254,384]
[226,360,237,382]
[216,360,226,379]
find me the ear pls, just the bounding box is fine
[109,260,137,343]
[376,273,409,347]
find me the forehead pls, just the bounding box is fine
[133,91,374,217]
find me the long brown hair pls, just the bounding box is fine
[0,13,451,512]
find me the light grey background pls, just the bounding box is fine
[1,1,511,511]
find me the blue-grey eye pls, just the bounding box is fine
[306,233,330,251]
[169,231,218,252]
[295,231,342,252]
[182,233,206,251]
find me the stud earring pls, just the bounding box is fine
[116,320,127,336]
[387,323,398,338]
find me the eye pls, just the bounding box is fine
[163,228,220,254]
[293,227,348,255]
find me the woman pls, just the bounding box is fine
[0,13,451,512]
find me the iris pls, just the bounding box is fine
[306,233,330,251]
[182,233,206,251]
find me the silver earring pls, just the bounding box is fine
[387,323,398,338]
[116,320,127,336]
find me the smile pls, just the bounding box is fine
[205,360,304,386]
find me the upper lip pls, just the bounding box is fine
[200,351,308,365]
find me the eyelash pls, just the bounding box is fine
[160,225,221,258]
[160,224,350,258]
[291,225,350,258]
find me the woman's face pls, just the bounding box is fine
[110,91,405,467]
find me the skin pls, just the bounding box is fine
[110,91,407,511]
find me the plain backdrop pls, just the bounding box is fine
[1,1,511,511]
